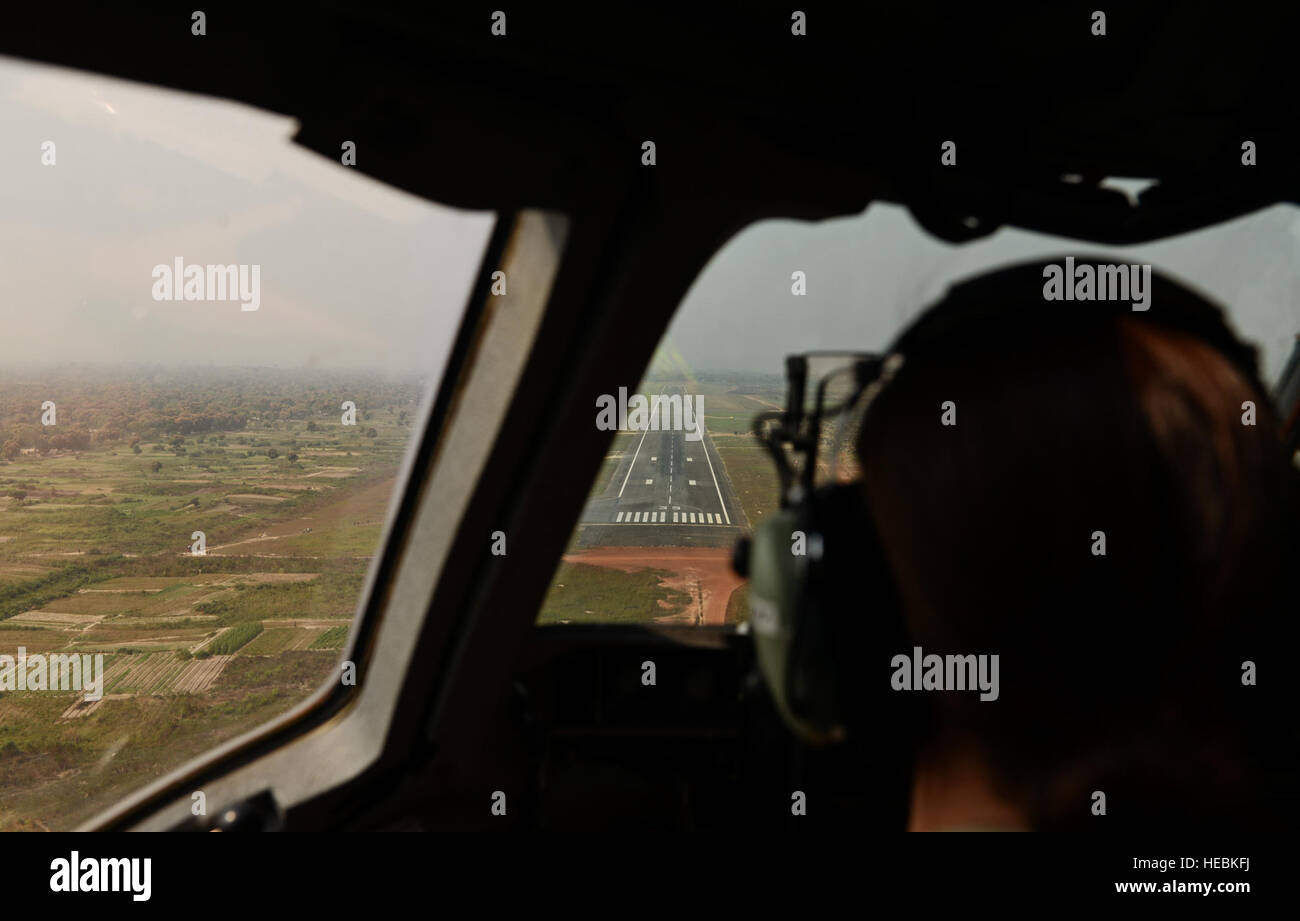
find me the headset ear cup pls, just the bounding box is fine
[747,494,865,742]
[749,481,924,750]
[802,483,919,741]
[783,500,841,737]
[747,507,825,740]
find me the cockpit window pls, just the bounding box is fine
[0,58,494,830]
[536,200,1300,628]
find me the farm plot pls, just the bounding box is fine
[241,626,330,655]
[0,625,69,654]
[7,611,103,629]
[99,652,233,695]
[68,622,215,652]
[85,574,235,591]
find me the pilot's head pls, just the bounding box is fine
[854,264,1298,831]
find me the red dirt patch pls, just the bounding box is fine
[561,547,744,626]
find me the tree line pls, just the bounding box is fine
[0,366,423,458]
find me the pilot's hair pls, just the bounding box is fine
[857,311,1299,831]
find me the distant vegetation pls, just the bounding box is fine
[0,366,421,455]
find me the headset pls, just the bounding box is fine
[733,257,1294,750]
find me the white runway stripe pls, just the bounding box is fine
[600,508,739,526]
[699,429,732,525]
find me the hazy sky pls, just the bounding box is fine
[3,55,1296,388]
[666,197,1300,385]
[0,56,494,373]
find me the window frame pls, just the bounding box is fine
[85,208,522,829]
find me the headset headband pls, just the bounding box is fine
[888,258,1264,396]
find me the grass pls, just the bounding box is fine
[538,562,690,624]
[193,570,365,626]
[711,440,779,529]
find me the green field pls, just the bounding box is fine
[538,562,691,624]
[0,367,417,831]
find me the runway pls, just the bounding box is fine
[577,385,747,549]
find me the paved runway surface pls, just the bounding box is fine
[577,386,748,549]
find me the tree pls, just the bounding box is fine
[267,447,280,459]
[365,427,377,439]
[50,431,91,451]
[151,461,163,473]
[1,440,18,461]
[287,453,299,464]
[306,421,318,432]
